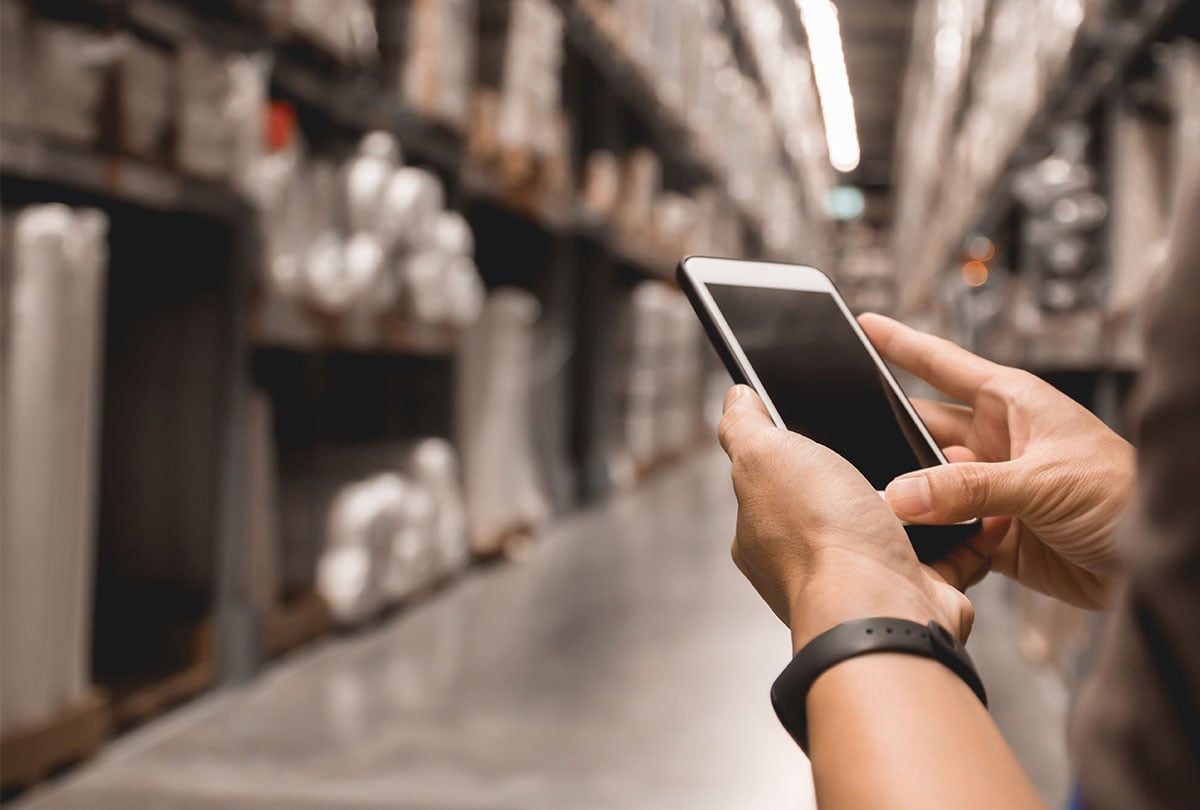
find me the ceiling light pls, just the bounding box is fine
[794,0,860,173]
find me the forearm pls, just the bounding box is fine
[806,654,1044,810]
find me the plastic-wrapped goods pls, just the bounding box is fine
[1107,92,1183,365]
[458,290,549,554]
[432,210,474,257]
[226,53,271,193]
[380,0,477,128]
[402,250,451,323]
[652,193,698,256]
[246,132,310,297]
[0,0,32,128]
[303,232,348,311]
[377,167,445,250]
[476,0,563,157]
[401,210,485,326]
[115,39,172,160]
[442,254,486,327]
[317,474,404,625]
[616,283,707,475]
[893,0,1093,292]
[344,132,403,234]
[380,476,439,602]
[1006,125,1108,365]
[1,205,108,733]
[617,149,662,239]
[30,20,125,144]
[410,438,470,577]
[580,150,623,222]
[176,43,254,181]
[267,0,378,65]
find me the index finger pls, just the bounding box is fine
[859,313,1001,404]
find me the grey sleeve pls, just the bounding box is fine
[1071,167,1200,808]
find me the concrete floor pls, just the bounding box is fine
[16,449,1070,809]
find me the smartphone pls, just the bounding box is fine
[678,256,980,562]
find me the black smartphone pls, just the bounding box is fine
[678,256,980,562]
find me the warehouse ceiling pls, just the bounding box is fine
[779,0,918,225]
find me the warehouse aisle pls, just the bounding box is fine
[16,448,1069,810]
[18,449,814,810]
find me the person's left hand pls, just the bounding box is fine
[719,385,997,651]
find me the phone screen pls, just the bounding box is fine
[706,283,941,489]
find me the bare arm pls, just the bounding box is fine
[808,656,1042,809]
[718,387,1043,809]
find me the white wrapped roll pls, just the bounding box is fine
[381,479,438,602]
[377,167,444,250]
[344,131,401,233]
[403,250,450,324]
[304,232,383,313]
[2,205,108,732]
[443,256,485,328]
[410,438,469,576]
[318,473,405,625]
[431,210,474,256]
[458,289,549,554]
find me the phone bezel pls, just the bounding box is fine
[679,255,952,496]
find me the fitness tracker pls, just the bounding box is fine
[771,617,988,754]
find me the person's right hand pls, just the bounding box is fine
[859,314,1136,610]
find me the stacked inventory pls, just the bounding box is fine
[252,128,485,344]
[0,0,832,789]
[0,206,110,783]
[612,283,709,486]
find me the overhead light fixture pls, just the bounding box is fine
[795,0,860,173]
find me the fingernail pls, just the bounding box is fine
[886,475,932,516]
[730,386,745,401]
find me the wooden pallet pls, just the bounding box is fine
[471,522,538,563]
[106,620,217,731]
[261,591,333,660]
[0,689,108,792]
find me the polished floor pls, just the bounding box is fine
[17,449,1070,809]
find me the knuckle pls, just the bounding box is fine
[735,434,771,469]
[956,464,992,510]
[716,414,734,448]
[956,593,976,639]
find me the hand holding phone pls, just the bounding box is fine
[678,256,980,561]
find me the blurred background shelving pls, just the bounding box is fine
[0,0,821,792]
[1,0,1198,803]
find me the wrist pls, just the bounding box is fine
[790,604,942,655]
[786,555,955,654]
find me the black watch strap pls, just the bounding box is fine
[771,617,987,754]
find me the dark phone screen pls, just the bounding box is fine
[707,283,941,489]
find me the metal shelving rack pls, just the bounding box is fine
[897,0,1190,316]
[0,0,808,784]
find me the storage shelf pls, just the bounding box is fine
[896,0,1188,313]
[271,57,466,173]
[461,162,575,234]
[554,0,764,233]
[105,620,217,731]
[0,690,108,793]
[719,0,809,195]
[574,217,677,279]
[0,130,252,222]
[251,297,462,357]
[979,0,1184,231]
[126,0,269,53]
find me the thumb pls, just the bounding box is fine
[718,385,775,458]
[885,460,1028,523]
